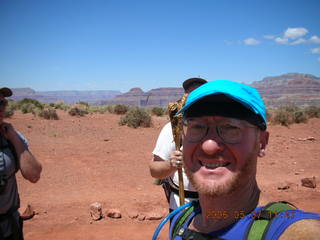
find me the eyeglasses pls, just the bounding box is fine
[0,99,8,106]
[183,118,257,144]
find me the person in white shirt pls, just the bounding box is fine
[149,78,207,212]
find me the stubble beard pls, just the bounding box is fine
[185,143,259,197]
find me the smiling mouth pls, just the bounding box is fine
[200,162,230,170]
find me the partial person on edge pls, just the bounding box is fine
[149,78,207,213]
[168,80,320,240]
[0,87,42,240]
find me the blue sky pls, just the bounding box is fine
[1,0,320,93]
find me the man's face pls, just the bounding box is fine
[0,94,7,122]
[183,116,268,197]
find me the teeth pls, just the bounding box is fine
[202,162,229,169]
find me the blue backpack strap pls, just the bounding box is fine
[245,201,297,240]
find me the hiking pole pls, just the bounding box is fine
[168,93,188,206]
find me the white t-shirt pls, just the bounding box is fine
[152,122,197,209]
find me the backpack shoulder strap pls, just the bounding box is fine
[171,201,199,239]
[0,135,19,173]
[246,201,297,240]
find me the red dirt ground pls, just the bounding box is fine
[6,111,320,239]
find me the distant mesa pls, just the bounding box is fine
[8,73,320,107]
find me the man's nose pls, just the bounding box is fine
[201,130,225,155]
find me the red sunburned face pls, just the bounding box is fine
[0,95,7,122]
[182,116,267,197]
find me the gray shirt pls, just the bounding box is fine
[0,131,28,237]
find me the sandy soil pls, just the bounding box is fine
[6,110,320,239]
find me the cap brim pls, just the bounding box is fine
[183,78,207,91]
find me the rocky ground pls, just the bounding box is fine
[6,111,320,239]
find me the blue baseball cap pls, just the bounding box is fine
[178,80,267,130]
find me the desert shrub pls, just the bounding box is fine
[17,98,44,110]
[88,106,108,114]
[119,107,152,128]
[77,101,89,108]
[53,101,70,111]
[293,110,307,123]
[20,103,38,114]
[114,104,129,115]
[151,106,165,116]
[270,105,309,126]
[68,107,88,116]
[4,100,17,118]
[271,108,291,126]
[304,105,320,118]
[106,105,114,113]
[4,106,14,118]
[38,108,59,120]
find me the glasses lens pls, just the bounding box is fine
[217,123,243,144]
[183,119,208,142]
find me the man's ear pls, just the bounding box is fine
[258,131,269,157]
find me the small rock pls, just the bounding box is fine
[90,202,103,221]
[297,137,316,141]
[277,184,290,190]
[145,211,164,220]
[301,177,316,188]
[20,204,35,220]
[106,209,121,218]
[137,214,146,221]
[127,210,139,219]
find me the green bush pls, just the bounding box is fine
[114,104,129,115]
[77,101,89,108]
[38,108,59,120]
[68,107,88,116]
[270,105,310,126]
[304,105,320,118]
[119,107,152,128]
[293,110,307,124]
[151,106,165,116]
[17,98,44,110]
[53,101,70,111]
[20,103,38,114]
[88,106,108,114]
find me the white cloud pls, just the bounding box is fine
[310,35,320,44]
[311,47,320,54]
[263,35,275,39]
[283,27,308,39]
[244,38,260,45]
[275,37,289,44]
[290,38,306,45]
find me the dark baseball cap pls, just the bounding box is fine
[0,87,13,97]
[182,78,207,91]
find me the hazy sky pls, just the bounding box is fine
[1,0,320,93]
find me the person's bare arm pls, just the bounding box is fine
[149,151,183,179]
[1,122,42,183]
[279,219,320,240]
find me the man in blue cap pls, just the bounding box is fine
[169,80,320,239]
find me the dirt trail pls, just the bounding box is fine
[7,111,320,239]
